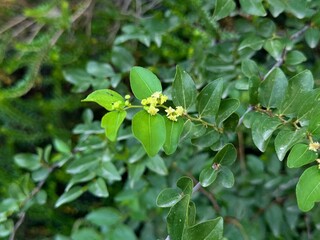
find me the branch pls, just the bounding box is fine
[263,24,310,80]
[9,163,60,240]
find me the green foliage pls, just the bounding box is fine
[2,0,320,239]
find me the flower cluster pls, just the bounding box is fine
[141,91,168,116]
[309,141,320,152]
[165,106,185,121]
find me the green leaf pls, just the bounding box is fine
[191,129,220,148]
[71,228,102,240]
[279,70,314,115]
[305,28,320,48]
[86,207,122,227]
[97,162,121,181]
[82,89,124,111]
[274,128,306,161]
[130,66,162,100]
[213,143,237,165]
[267,0,285,17]
[216,166,234,188]
[249,76,261,104]
[259,68,288,108]
[14,153,41,171]
[287,144,318,168]
[199,166,219,187]
[241,59,260,78]
[132,110,166,157]
[188,202,196,226]
[172,65,197,110]
[146,155,168,175]
[240,0,266,16]
[251,114,282,152]
[239,35,264,51]
[263,39,284,61]
[177,176,194,196]
[111,46,135,72]
[285,0,308,19]
[285,50,307,65]
[265,204,284,237]
[67,155,99,174]
[101,111,126,141]
[109,224,137,240]
[86,61,114,78]
[156,188,183,208]
[128,162,145,188]
[63,69,92,93]
[66,171,96,191]
[216,98,240,125]
[55,186,85,207]
[213,0,236,21]
[296,166,320,212]
[167,195,190,240]
[197,79,223,117]
[163,118,184,155]
[184,217,223,240]
[53,139,71,154]
[88,178,109,198]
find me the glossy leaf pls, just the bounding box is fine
[279,70,314,115]
[86,61,114,78]
[296,166,320,212]
[14,153,41,171]
[163,117,184,155]
[156,188,182,208]
[66,171,96,191]
[101,110,127,141]
[199,166,219,187]
[88,178,109,198]
[263,39,284,61]
[265,204,284,237]
[213,143,237,165]
[146,155,168,175]
[167,195,190,240]
[274,128,306,161]
[216,98,240,125]
[213,0,236,21]
[305,28,320,48]
[172,65,197,110]
[191,129,220,148]
[259,68,288,108]
[184,217,223,240]
[82,89,124,111]
[197,79,223,117]
[97,162,121,181]
[130,66,162,100]
[177,176,194,196]
[239,35,264,51]
[241,59,260,78]
[67,155,99,174]
[267,0,285,17]
[287,144,318,168]
[86,207,122,227]
[216,166,234,188]
[240,0,266,16]
[132,110,166,157]
[55,186,85,207]
[249,76,260,104]
[285,50,306,65]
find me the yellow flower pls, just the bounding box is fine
[141,99,148,105]
[160,95,168,104]
[309,142,320,152]
[112,101,122,110]
[151,91,161,99]
[165,107,175,116]
[147,105,159,115]
[175,106,184,116]
[125,94,131,100]
[168,114,178,121]
[147,97,158,105]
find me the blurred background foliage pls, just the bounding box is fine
[1,0,320,239]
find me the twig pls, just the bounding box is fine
[0,16,27,35]
[9,163,59,240]
[237,105,253,127]
[263,24,310,80]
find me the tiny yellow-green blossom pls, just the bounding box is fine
[125,100,131,106]
[152,91,161,99]
[175,106,184,116]
[125,94,131,100]
[168,114,178,121]
[147,105,159,115]
[147,96,158,105]
[165,107,175,116]
[309,142,320,152]
[112,101,122,110]
[141,99,148,105]
[160,95,168,104]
